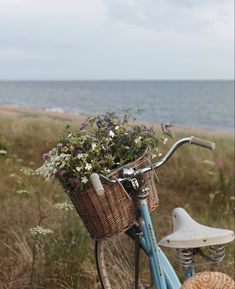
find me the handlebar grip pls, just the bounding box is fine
[190,136,216,150]
[90,173,105,196]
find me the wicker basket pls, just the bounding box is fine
[68,152,159,239]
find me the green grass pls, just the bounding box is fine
[0,114,234,288]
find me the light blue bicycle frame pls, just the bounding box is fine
[137,198,182,289]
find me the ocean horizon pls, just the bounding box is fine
[0,80,234,133]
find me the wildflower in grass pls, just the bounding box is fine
[0,149,7,155]
[53,202,74,211]
[203,160,216,167]
[57,143,64,148]
[75,166,81,172]
[30,226,53,236]
[16,189,30,195]
[21,167,36,176]
[217,159,224,170]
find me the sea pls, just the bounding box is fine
[0,80,234,133]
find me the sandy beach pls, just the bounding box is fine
[0,103,233,138]
[0,103,87,122]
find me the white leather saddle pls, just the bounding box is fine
[159,208,234,248]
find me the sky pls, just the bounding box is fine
[0,0,234,80]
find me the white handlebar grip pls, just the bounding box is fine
[90,173,105,196]
[190,136,216,150]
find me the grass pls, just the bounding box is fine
[0,113,234,288]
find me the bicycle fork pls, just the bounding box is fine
[137,198,181,289]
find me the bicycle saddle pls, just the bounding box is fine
[159,208,234,248]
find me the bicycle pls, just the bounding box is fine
[90,136,234,289]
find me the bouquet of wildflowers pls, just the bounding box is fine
[37,111,170,192]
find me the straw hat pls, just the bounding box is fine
[181,271,235,289]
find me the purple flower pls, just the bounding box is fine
[230,168,235,175]
[217,159,224,170]
[57,143,64,148]
[143,125,152,132]
[43,152,50,161]
[80,122,88,130]
[58,170,65,177]
[161,122,174,131]
[73,178,80,184]
[96,119,102,127]
[161,123,166,132]
[101,114,108,121]
[105,123,110,131]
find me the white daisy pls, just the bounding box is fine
[91,143,97,151]
[109,130,115,138]
[77,153,84,159]
[85,163,92,171]
[81,176,88,184]
[134,136,142,144]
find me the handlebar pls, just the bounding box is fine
[190,136,216,150]
[90,136,215,193]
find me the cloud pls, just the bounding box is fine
[112,0,234,51]
[0,0,233,79]
[190,1,234,42]
[0,0,109,26]
[0,48,25,59]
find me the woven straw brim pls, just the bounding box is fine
[181,271,235,289]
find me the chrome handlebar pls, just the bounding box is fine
[91,136,215,190]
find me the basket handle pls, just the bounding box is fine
[90,173,105,196]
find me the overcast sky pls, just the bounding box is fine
[0,0,234,80]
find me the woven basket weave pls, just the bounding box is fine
[68,152,159,239]
[181,271,235,289]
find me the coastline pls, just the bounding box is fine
[0,103,87,122]
[0,103,233,138]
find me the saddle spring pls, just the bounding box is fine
[176,248,194,268]
[176,245,225,268]
[209,244,225,263]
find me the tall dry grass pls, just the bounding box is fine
[0,113,234,288]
